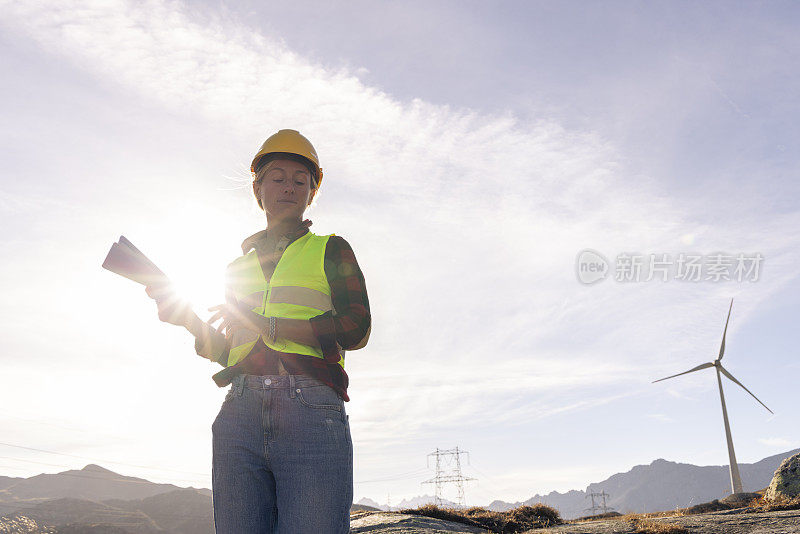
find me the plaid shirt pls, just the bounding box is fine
[195,220,370,401]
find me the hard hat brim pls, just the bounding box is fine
[250,129,323,190]
[253,152,319,188]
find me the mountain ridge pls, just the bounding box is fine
[360,448,799,519]
[0,463,211,517]
[2,449,797,527]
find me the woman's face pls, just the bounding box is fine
[253,158,316,219]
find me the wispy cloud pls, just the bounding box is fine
[3,0,798,424]
[1,0,799,501]
[758,437,793,448]
[665,388,697,401]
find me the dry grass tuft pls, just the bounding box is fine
[573,511,622,521]
[745,495,800,513]
[630,518,689,533]
[617,509,685,522]
[401,503,562,533]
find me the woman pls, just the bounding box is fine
[146,129,370,533]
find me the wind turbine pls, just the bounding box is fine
[653,299,773,495]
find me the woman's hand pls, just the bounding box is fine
[145,283,195,328]
[207,302,266,336]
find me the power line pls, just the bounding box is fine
[462,464,506,497]
[0,456,208,487]
[0,441,210,478]
[0,411,130,441]
[355,467,431,484]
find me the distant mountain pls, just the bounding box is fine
[0,464,406,532]
[394,494,459,510]
[352,503,382,512]
[357,494,454,511]
[1,489,212,533]
[0,475,22,492]
[361,449,799,520]
[0,464,203,506]
[0,464,214,533]
[490,448,800,519]
[488,489,586,516]
[103,488,213,534]
[354,495,460,512]
[7,497,160,533]
[356,497,388,510]
[582,449,800,515]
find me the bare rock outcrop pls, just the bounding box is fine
[766,452,800,501]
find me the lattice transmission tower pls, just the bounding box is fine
[585,490,614,515]
[422,446,476,507]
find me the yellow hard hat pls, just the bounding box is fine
[251,129,323,190]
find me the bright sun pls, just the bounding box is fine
[170,265,226,318]
[154,207,246,320]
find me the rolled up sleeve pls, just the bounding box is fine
[310,236,371,361]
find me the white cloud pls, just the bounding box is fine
[1,0,799,501]
[758,437,793,448]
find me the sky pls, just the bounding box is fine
[0,0,798,508]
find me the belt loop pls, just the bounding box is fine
[289,375,296,399]
[235,374,245,396]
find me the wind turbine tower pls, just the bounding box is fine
[653,299,773,495]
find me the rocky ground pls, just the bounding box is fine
[536,508,800,534]
[350,510,486,533]
[2,507,797,533]
[350,508,800,533]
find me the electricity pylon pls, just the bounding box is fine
[585,490,614,515]
[422,447,476,507]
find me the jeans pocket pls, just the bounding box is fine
[296,385,342,411]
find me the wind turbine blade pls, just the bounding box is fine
[719,365,773,414]
[718,299,733,361]
[652,362,714,383]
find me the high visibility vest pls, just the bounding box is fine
[225,231,344,369]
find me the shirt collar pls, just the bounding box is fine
[240,219,313,254]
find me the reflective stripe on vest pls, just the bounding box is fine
[225,232,345,369]
[269,286,331,311]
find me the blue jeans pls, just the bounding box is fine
[212,374,353,533]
